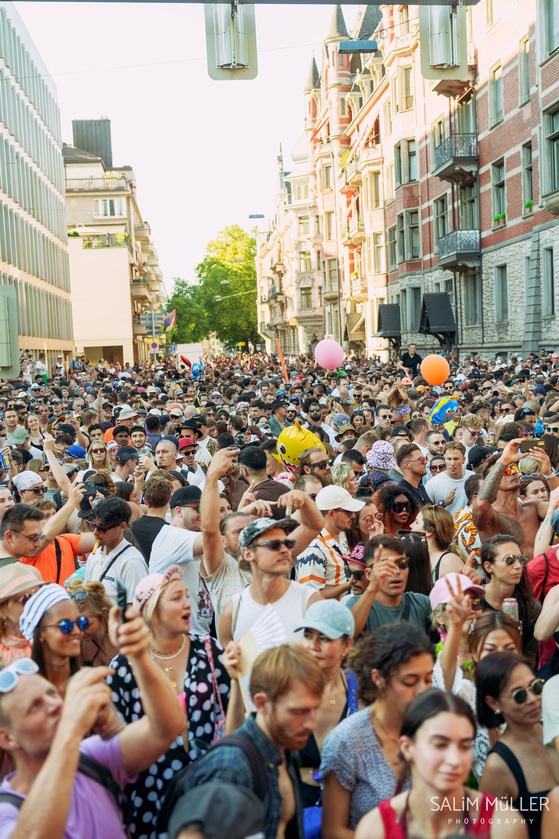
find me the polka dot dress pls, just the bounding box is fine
[108,634,230,839]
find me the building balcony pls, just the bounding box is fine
[135,223,151,240]
[133,322,149,336]
[131,279,150,299]
[66,177,128,192]
[269,284,285,302]
[323,288,339,303]
[345,159,362,187]
[79,232,131,250]
[348,214,366,242]
[438,229,481,271]
[359,145,382,168]
[433,134,478,183]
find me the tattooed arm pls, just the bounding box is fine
[473,439,524,537]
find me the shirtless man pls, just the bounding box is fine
[473,438,557,557]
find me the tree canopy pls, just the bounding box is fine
[166,225,259,347]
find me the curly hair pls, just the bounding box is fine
[372,484,419,534]
[345,623,434,707]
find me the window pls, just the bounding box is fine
[369,171,381,209]
[544,0,559,57]
[300,287,312,309]
[407,140,417,181]
[543,247,555,316]
[93,198,125,217]
[400,290,407,330]
[340,98,347,116]
[323,165,332,189]
[325,258,338,290]
[386,162,395,202]
[395,143,403,187]
[519,36,530,105]
[399,5,410,34]
[434,196,448,242]
[384,100,392,136]
[432,117,445,155]
[396,210,421,261]
[489,63,504,127]
[522,143,533,211]
[325,211,334,240]
[460,182,479,229]
[373,232,383,273]
[403,68,414,110]
[315,215,320,235]
[545,109,559,193]
[298,216,310,236]
[388,227,397,270]
[492,159,506,220]
[392,77,399,114]
[487,0,494,29]
[495,265,508,323]
[410,287,422,331]
[464,273,482,325]
[299,251,312,273]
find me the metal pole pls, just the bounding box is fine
[151,310,156,363]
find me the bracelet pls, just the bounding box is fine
[542,472,555,480]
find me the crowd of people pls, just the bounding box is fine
[0,344,559,838]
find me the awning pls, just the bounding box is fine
[344,312,366,341]
[374,304,401,338]
[419,293,456,346]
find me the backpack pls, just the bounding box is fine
[0,753,120,811]
[156,731,268,834]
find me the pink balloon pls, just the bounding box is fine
[314,339,345,370]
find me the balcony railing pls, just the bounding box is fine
[348,214,365,241]
[345,159,362,186]
[438,229,481,270]
[434,134,478,182]
[66,178,129,192]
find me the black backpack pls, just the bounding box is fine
[156,731,269,834]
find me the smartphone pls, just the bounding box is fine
[116,581,128,623]
[520,439,545,453]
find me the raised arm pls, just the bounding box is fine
[533,486,559,558]
[275,490,324,557]
[200,448,240,576]
[473,439,523,536]
[42,435,71,498]
[3,667,116,839]
[534,584,559,642]
[349,547,399,637]
[110,608,185,773]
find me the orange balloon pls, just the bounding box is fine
[420,354,451,386]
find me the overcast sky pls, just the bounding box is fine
[15,2,361,294]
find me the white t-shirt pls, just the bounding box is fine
[149,525,211,635]
[84,538,147,605]
[425,469,474,515]
[200,553,252,625]
[35,360,47,376]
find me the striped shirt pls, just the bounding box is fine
[296,528,349,597]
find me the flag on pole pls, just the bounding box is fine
[163,310,176,332]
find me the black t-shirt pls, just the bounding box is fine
[401,351,422,374]
[131,516,168,564]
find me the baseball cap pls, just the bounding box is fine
[66,444,87,460]
[467,446,496,469]
[7,428,29,446]
[315,485,365,513]
[295,599,355,639]
[331,413,351,431]
[429,573,485,610]
[170,486,202,509]
[401,377,413,386]
[348,543,368,567]
[239,517,297,550]
[178,437,196,451]
[391,425,410,438]
[167,782,265,839]
[169,408,183,419]
[115,445,140,464]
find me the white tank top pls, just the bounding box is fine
[231,581,315,643]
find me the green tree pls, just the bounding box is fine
[166,278,208,343]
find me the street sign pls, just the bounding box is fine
[169,345,176,352]
[139,313,164,325]
[150,342,159,350]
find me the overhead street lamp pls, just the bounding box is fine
[215,289,257,302]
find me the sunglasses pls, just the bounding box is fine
[40,616,90,634]
[545,426,559,433]
[501,554,528,566]
[0,658,39,694]
[308,493,318,501]
[430,464,446,473]
[253,538,296,551]
[91,449,105,454]
[87,520,114,534]
[503,465,520,476]
[310,460,331,470]
[25,486,46,496]
[510,678,544,705]
[69,590,89,603]
[373,555,410,570]
[466,430,482,436]
[349,569,365,581]
[393,502,411,513]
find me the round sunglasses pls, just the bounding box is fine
[510,678,544,705]
[40,616,90,635]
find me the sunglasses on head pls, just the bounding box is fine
[502,553,528,566]
[510,678,544,705]
[393,501,410,513]
[253,538,296,552]
[69,590,89,603]
[0,658,39,694]
[40,616,90,635]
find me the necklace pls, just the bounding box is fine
[371,708,401,748]
[325,672,346,706]
[149,636,186,660]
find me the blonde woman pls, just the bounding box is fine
[25,412,45,450]
[411,505,464,581]
[87,440,111,472]
[66,578,118,666]
[332,462,359,496]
